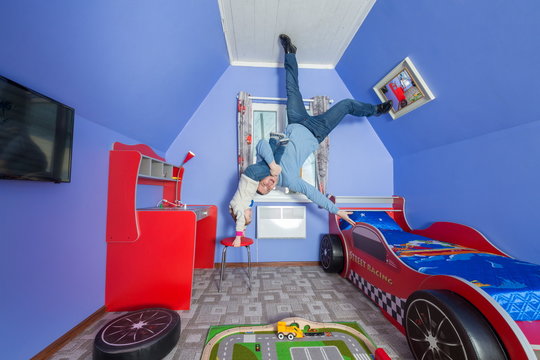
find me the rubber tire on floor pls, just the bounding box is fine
[319,234,344,273]
[405,290,507,360]
[93,308,181,360]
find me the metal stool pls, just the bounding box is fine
[219,236,253,292]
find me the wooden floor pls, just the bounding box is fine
[50,266,413,359]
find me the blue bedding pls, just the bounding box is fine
[340,211,540,321]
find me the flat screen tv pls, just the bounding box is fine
[0,75,74,183]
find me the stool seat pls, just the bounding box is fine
[218,237,254,292]
[221,236,254,247]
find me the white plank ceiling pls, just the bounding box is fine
[218,0,376,69]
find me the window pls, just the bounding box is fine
[352,226,387,262]
[251,101,316,202]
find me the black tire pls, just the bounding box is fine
[405,290,507,360]
[400,99,408,108]
[93,308,181,360]
[277,332,285,340]
[287,333,295,341]
[320,234,344,273]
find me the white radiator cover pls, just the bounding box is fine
[256,206,306,239]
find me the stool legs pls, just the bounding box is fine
[218,244,253,292]
[219,246,228,292]
[246,245,252,291]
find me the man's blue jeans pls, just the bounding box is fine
[285,53,377,143]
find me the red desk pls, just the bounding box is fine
[104,143,217,311]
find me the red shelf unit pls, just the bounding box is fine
[105,142,217,311]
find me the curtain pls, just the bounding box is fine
[236,92,253,177]
[310,96,331,195]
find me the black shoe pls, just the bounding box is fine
[279,137,290,145]
[279,34,297,54]
[270,132,286,140]
[375,100,393,116]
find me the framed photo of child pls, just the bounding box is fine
[373,57,435,120]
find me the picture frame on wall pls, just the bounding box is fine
[373,57,435,120]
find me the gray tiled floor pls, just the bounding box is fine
[51,266,413,359]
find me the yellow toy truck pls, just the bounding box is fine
[276,321,304,340]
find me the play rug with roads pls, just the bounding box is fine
[201,317,391,360]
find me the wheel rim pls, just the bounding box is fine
[287,333,294,340]
[406,299,466,360]
[320,236,332,270]
[101,309,173,346]
[278,333,284,340]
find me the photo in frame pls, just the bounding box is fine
[373,57,435,119]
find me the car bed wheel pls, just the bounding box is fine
[405,290,507,360]
[320,234,344,273]
[93,308,180,360]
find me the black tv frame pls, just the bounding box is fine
[0,75,75,183]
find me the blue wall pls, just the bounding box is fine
[0,1,221,358]
[337,0,540,263]
[0,115,147,360]
[0,0,228,152]
[167,65,393,263]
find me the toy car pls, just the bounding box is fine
[388,82,408,108]
[320,196,540,360]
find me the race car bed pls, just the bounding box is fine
[320,196,540,360]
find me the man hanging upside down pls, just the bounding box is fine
[228,34,392,246]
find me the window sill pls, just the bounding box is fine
[253,189,312,203]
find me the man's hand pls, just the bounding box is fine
[232,236,242,247]
[337,210,356,227]
[269,161,282,176]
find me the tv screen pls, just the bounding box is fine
[0,75,74,183]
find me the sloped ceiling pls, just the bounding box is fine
[218,0,375,69]
[0,0,381,152]
[337,1,540,158]
[0,1,229,152]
